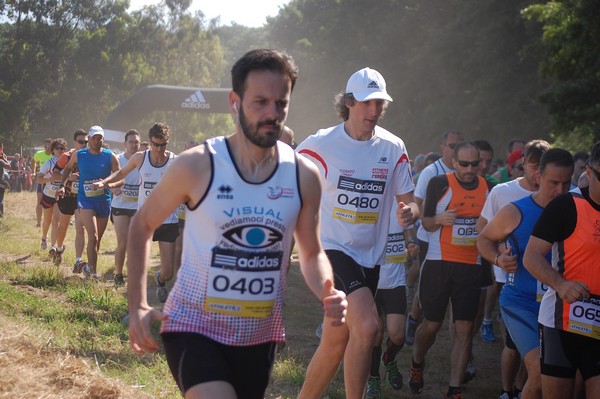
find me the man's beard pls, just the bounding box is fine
[239,106,282,148]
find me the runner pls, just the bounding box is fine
[33,138,53,229]
[478,148,574,399]
[36,138,67,256]
[126,49,347,399]
[52,129,88,266]
[410,141,492,399]
[297,67,418,399]
[366,205,418,399]
[96,123,178,301]
[58,126,120,279]
[109,129,141,286]
[523,142,600,399]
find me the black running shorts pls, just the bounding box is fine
[326,249,380,296]
[161,332,276,398]
[152,222,180,242]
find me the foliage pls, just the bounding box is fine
[264,0,550,154]
[0,0,225,152]
[523,0,600,142]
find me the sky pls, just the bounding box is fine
[128,0,290,28]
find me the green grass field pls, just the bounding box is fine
[0,191,502,398]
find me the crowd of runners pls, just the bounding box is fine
[2,49,599,399]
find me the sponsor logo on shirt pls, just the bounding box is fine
[267,185,294,200]
[217,184,234,199]
[337,176,385,194]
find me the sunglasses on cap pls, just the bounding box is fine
[456,160,480,168]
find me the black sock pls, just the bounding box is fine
[447,386,461,395]
[370,345,382,377]
[383,337,404,364]
[412,358,423,369]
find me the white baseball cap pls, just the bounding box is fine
[345,67,393,102]
[88,125,104,138]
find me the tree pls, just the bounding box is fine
[523,0,600,144]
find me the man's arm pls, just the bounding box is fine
[127,148,209,353]
[294,156,347,327]
[395,192,419,227]
[476,204,518,273]
[94,152,140,189]
[523,236,589,304]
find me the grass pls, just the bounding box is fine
[0,191,503,398]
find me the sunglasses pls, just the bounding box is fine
[512,163,524,171]
[76,139,88,145]
[588,163,600,181]
[457,160,480,167]
[55,146,66,151]
[150,140,168,148]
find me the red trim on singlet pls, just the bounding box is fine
[298,149,328,178]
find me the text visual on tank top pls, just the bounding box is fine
[138,150,178,224]
[203,140,298,318]
[161,138,301,346]
[111,153,140,210]
[539,193,600,340]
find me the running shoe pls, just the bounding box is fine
[155,271,168,303]
[82,264,91,278]
[481,322,496,342]
[498,392,511,399]
[114,273,125,286]
[408,364,424,394]
[365,377,382,399]
[405,314,419,346]
[49,246,56,259]
[383,357,403,390]
[41,237,47,250]
[444,392,464,399]
[72,259,86,274]
[54,246,64,266]
[463,359,476,384]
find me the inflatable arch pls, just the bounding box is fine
[103,85,230,142]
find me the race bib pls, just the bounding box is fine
[451,217,478,246]
[71,181,79,195]
[567,295,600,340]
[205,248,282,318]
[83,178,104,197]
[121,183,139,202]
[332,176,384,224]
[385,231,407,264]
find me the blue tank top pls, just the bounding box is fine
[77,148,113,202]
[501,195,549,304]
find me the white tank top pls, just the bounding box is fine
[138,150,178,224]
[41,155,61,198]
[111,152,140,210]
[161,137,301,346]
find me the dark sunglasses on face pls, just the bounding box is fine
[512,163,524,171]
[55,146,66,151]
[76,140,88,145]
[151,140,168,148]
[588,163,600,181]
[457,160,480,168]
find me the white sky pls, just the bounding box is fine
[128,0,290,28]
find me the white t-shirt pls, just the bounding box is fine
[138,150,178,224]
[414,159,455,242]
[480,177,535,282]
[297,123,414,267]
